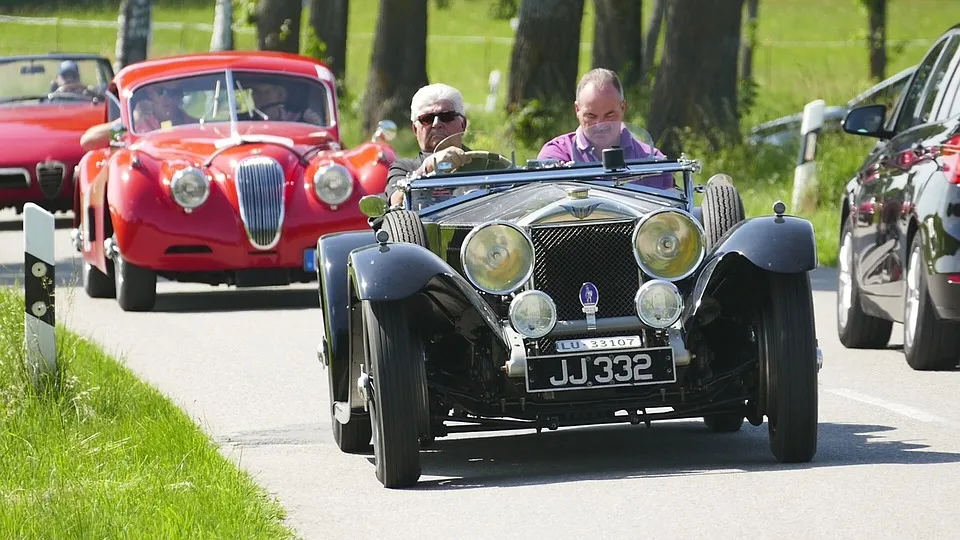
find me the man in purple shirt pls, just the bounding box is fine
[537,68,675,190]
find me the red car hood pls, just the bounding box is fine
[0,103,104,166]
[129,123,340,163]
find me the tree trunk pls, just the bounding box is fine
[647,0,744,156]
[210,0,234,51]
[506,0,585,112]
[864,0,886,81]
[592,0,643,88]
[361,0,428,134]
[739,0,758,81]
[640,0,665,79]
[308,0,349,80]
[256,0,302,54]
[114,0,152,72]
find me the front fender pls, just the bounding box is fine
[316,229,376,367]
[348,241,503,341]
[711,214,818,273]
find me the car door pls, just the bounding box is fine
[870,33,960,319]
[853,34,952,302]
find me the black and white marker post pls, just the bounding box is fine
[791,99,825,214]
[23,202,57,385]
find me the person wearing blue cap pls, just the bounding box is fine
[50,60,86,94]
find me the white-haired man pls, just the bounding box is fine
[386,83,472,207]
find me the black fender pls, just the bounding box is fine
[683,214,818,327]
[347,241,504,343]
[316,230,376,412]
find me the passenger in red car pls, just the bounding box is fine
[131,83,192,133]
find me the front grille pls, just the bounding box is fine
[235,156,285,249]
[530,220,640,322]
[36,161,65,199]
[0,169,29,189]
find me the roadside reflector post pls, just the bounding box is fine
[23,203,58,387]
[792,99,824,214]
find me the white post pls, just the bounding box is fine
[485,70,501,113]
[23,203,57,385]
[791,99,824,214]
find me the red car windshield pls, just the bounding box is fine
[0,56,112,104]
[128,70,332,134]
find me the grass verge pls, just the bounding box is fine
[0,286,295,539]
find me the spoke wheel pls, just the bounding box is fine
[902,234,960,370]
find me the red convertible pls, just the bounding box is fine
[72,51,398,311]
[0,53,114,214]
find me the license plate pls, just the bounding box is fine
[303,248,317,272]
[525,347,676,393]
[555,335,642,353]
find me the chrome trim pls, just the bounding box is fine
[459,220,536,295]
[0,167,30,187]
[631,208,706,282]
[225,68,239,138]
[235,156,285,250]
[502,322,529,378]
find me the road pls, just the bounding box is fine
[2,208,959,540]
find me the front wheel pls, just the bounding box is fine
[113,246,157,312]
[758,271,818,463]
[836,220,892,348]
[363,299,428,488]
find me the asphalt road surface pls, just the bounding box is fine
[2,208,959,539]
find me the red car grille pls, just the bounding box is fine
[235,156,285,250]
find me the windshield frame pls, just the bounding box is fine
[123,67,338,136]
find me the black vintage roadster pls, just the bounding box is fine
[314,130,822,488]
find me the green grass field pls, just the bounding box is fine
[0,286,295,538]
[0,0,954,266]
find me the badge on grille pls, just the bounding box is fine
[580,282,599,330]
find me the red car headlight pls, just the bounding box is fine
[170,167,210,210]
[313,164,353,206]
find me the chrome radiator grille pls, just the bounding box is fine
[530,220,640,321]
[235,156,285,249]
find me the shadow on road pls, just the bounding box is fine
[346,420,960,490]
[0,215,75,232]
[152,287,319,313]
[811,266,838,292]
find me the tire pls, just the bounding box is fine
[903,233,960,370]
[380,209,428,247]
[83,260,115,299]
[701,173,746,249]
[758,271,818,463]
[114,247,157,312]
[363,300,428,488]
[701,174,748,431]
[836,219,893,348]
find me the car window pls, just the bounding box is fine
[917,36,960,124]
[107,92,121,122]
[894,37,950,132]
[938,42,960,120]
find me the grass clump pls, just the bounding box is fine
[0,286,295,539]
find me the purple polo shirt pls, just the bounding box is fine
[537,126,675,190]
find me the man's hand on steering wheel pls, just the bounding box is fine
[420,146,472,175]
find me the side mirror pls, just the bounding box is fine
[842,104,892,139]
[372,120,397,143]
[359,194,387,218]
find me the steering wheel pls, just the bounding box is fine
[453,151,514,173]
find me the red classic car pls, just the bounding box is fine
[71,51,398,312]
[0,53,114,213]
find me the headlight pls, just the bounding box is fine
[170,167,210,210]
[634,279,683,329]
[509,290,557,338]
[632,208,705,281]
[313,164,353,205]
[460,221,535,295]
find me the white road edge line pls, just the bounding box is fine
[826,387,948,424]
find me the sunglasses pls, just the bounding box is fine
[417,110,460,124]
